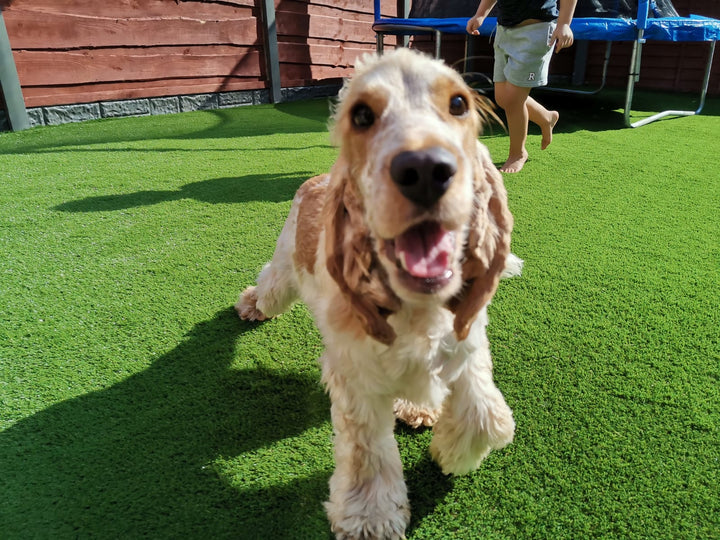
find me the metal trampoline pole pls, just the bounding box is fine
[376,32,385,54]
[543,40,611,95]
[627,38,715,128]
[598,40,612,91]
[694,40,716,115]
[624,30,644,128]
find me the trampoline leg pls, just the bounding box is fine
[376,32,384,54]
[625,39,716,128]
[434,30,441,59]
[624,35,644,128]
[464,35,470,73]
[598,41,612,91]
[542,41,611,96]
[695,40,715,115]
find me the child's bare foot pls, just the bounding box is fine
[541,111,560,150]
[499,150,529,173]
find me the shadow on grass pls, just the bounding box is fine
[0,307,456,538]
[398,426,455,535]
[0,308,332,538]
[54,172,313,212]
[482,88,720,136]
[1,100,334,155]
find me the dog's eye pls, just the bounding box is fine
[449,95,468,116]
[351,103,375,129]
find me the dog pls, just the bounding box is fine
[236,48,519,539]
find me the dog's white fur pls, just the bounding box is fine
[236,48,520,539]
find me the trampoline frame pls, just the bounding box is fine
[372,0,719,128]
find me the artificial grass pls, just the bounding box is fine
[1,91,718,539]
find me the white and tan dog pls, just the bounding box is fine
[236,48,519,539]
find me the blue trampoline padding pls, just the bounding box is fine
[644,16,720,41]
[373,16,494,36]
[570,18,637,40]
[373,14,720,42]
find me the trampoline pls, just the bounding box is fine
[373,0,720,127]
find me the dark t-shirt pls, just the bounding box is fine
[496,0,558,27]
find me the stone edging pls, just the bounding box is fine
[0,84,342,132]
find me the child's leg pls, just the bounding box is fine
[494,81,531,173]
[495,83,560,173]
[526,96,559,150]
[493,22,558,172]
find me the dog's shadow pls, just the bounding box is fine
[1,307,453,538]
[54,172,313,213]
[0,308,329,537]
[398,425,455,534]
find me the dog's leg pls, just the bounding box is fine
[323,364,409,539]
[236,209,300,321]
[430,345,515,475]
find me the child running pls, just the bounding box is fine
[467,0,577,172]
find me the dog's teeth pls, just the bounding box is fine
[398,251,409,272]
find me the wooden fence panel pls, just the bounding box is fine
[7,11,259,50]
[1,0,718,112]
[2,0,264,107]
[275,0,382,88]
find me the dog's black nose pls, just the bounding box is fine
[390,147,457,208]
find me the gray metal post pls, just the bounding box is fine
[624,29,644,127]
[626,39,716,128]
[0,12,30,131]
[261,0,282,104]
[572,40,588,86]
[401,0,410,48]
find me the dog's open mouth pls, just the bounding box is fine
[384,221,456,293]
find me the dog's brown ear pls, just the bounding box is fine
[473,94,504,133]
[448,142,513,340]
[324,168,401,346]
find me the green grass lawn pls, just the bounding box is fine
[1,89,718,539]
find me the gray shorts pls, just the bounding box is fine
[493,21,556,87]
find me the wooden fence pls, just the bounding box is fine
[0,0,396,109]
[1,0,718,129]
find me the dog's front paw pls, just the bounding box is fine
[326,503,409,540]
[325,480,409,540]
[235,286,268,321]
[430,396,515,475]
[393,399,439,429]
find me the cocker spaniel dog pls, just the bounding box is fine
[236,48,520,539]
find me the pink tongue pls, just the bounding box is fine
[395,222,454,278]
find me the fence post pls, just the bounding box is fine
[0,12,30,131]
[260,0,282,103]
